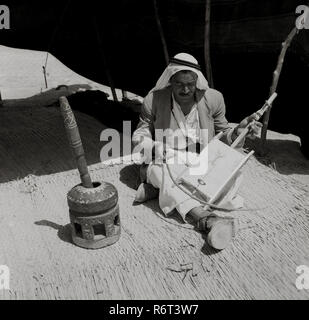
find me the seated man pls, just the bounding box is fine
[132,53,261,250]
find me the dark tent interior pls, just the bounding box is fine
[1,0,309,154]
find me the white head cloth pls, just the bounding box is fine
[150,53,209,93]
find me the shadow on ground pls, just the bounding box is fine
[119,164,140,190]
[0,90,140,183]
[245,137,309,178]
[35,220,73,245]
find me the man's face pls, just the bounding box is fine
[170,71,197,103]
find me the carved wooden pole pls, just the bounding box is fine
[59,96,93,188]
[204,0,214,88]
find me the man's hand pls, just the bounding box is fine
[152,141,175,163]
[232,113,263,142]
[152,141,165,161]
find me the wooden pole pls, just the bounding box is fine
[208,151,254,205]
[153,0,169,66]
[260,27,298,153]
[42,66,48,89]
[232,93,278,148]
[121,89,128,100]
[59,96,93,188]
[93,16,119,102]
[204,0,214,88]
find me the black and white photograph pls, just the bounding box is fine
[0,0,309,304]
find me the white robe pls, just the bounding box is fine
[146,96,242,221]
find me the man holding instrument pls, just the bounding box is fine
[132,53,262,250]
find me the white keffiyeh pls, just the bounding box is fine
[150,53,209,93]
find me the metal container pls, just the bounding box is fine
[67,181,120,249]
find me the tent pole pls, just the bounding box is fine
[260,27,298,154]
[153,0,169,66]
[260,0,309,154]
[204,0,214,88]
[121,89,128,100]
[42,65,48,89]
[93,16,118,102]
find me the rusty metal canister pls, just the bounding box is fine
[67,181,120,249]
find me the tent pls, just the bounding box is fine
[1,0,308,154]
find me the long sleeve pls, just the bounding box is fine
[212,92,234,146]
[212,93,245,147]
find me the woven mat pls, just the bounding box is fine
[0,156,308,300]
[0,106,308,299]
